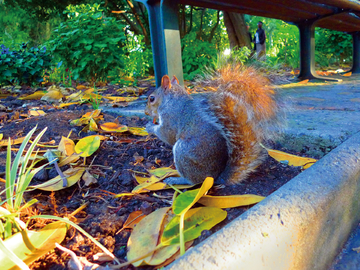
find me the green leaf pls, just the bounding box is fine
[172,177,213,215]
[161,207,227,245]
[75,136,101,157]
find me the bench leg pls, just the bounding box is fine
[136,0,184,87]
[297,21,340,81]
[351,31,360,74]
[297,21,316,80]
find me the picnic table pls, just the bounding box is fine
[136,0,360,86]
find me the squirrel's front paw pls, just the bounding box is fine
[146,122,156,134]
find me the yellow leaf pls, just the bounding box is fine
[89,118,99,132]
[0,137,25,147]
[148,167,180,178]
[58,136,75,156]
[342,72,352,77]
[298,79,309,84]
[114,193,135,198]
[127,207,170,267]
[100,122,128,133]
[57,102,79,108]
[18,91,45,100]
[29,110,46,117]
[86,135,107,141]
[58,153,80,167]
[0,221,67,269]
[121,210,146,230]
[75,136,101,157]
[104,96,138,102]
[29,167,85,191]
[198,194,265,208]
[41,88,64,102]
[128,127,148,136]
[132,175,162,193]
[262,144,317,169]
[76,85,87,90]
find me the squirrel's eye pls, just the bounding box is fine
[149,96,155,102]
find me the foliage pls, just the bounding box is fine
[0,43,52,86]
[109,35,153,83]
[246,15,300,68]
[47,3,126,82]
[315,28,352,68]
[0,4,60,48]
[214,46,252,69]
[181,32,218,80]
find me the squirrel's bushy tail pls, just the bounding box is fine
[205,65,283,184]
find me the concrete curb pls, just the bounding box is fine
[166,132,360,270]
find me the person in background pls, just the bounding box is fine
[254,21,266,60]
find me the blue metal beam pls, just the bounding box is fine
[136,0,184,87]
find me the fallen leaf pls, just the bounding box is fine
[0,137,26,147]
[29,110,46,117]
[82,170,97,186]
[18,91,45,100]
[342,72,352,77]
[148,167,180,178]
[261,144,317,169]
[100,122,128,133]
[75,136,101,157]
[298,79,309,84]
[58,137,75,156]
[57,102,79,108]
[128,127,148,136]
[121,210,146,231]
[0,221,67,269]
[127,207,171,267]
[104,96,138,102]
[161,207,226,246]
[173,177,214,215]
[29,167,86,191]
[198,194,265,208]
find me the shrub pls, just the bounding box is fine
[0,43,52,86]
[47,3,126,83]
[181,32,217,80]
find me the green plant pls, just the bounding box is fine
[0,43,52,86]
[181,32,217,80]
[47,3,126,83]
[215,46,252,69]
[0,127,118,268]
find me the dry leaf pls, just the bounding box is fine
[82,170,97,186]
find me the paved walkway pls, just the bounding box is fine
[279,79,360,143]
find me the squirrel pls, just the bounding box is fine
[145,65,283,185]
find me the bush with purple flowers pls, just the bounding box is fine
[0,42,52,86]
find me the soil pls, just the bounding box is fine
[0,81,308,269]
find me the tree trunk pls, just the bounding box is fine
[208,10,220,43]
[223,12,251,50]
[196,8,206,40]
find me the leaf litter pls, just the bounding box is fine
[0,81,309,269]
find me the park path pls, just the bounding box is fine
[279,78,360,143]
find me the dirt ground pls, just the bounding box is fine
[0,81,307,269]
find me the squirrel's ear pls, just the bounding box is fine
[171,75,179,85]
[161,75,171,90]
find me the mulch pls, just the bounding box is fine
[0,80,306,269]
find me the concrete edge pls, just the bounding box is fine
[166,131,360,270]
